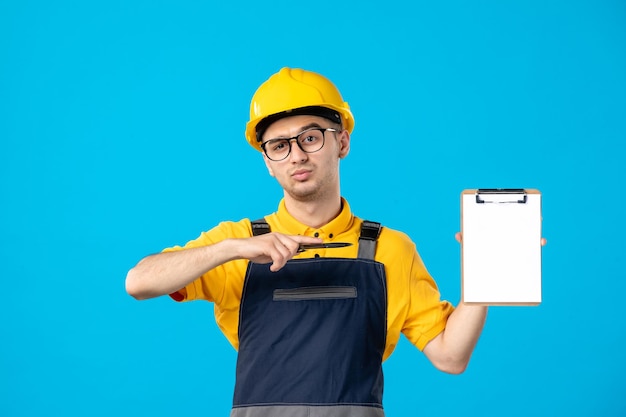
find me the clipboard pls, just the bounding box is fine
[461,189,542,306]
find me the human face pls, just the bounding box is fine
[261,115,350,203]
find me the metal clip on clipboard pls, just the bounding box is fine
[476,188,527,204]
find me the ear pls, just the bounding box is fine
[338,129,351,159]
[263,154,275,177]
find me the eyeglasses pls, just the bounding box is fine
[261,127,338,161]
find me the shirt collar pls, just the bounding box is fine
[271,197,355,238]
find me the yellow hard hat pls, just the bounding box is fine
[245,67,354,151]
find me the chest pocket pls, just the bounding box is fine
[273,285,357,301]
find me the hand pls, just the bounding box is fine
[455,232,547,246]
[235,233,323,272]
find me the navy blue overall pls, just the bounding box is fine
[230,220,387,417]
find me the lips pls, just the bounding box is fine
[291,169,312,181]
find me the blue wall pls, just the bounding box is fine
[1,1,624,415]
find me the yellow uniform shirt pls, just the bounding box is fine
[166,198,454,361]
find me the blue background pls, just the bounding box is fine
[1,1,625,416]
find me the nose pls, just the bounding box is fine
[288,139,308,162]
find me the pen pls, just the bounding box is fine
[298,242,353,253]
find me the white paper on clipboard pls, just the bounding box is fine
[461,189,542,305]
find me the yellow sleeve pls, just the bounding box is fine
[378,227,455,359]
[162,219,252,303]
[401,250,455,351]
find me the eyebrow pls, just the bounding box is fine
[268,123,324,140]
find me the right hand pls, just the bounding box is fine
[234,233,323,272]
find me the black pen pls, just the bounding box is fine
[298,242,353,253]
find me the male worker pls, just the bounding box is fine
[126,67,488,417]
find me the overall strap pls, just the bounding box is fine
[358,221,382,260]
[250,218,271,236]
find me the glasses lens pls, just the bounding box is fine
[297,129,325,153]
[264,139,290,160]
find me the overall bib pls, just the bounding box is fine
[230,221,387,417]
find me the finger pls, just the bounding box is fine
[541,237,547,246]
[270,260,286,272]
[269,251,290,272]
[265,233,324,272]
[273,234,304,256]
[291,235,324,245]
[455,232,462,244]
[268,238,295,272]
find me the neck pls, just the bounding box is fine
[283,191,342,229]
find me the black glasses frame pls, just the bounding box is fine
[261,128,338,161]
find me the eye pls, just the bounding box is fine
[271,140,288,152]
[299,130,322,144]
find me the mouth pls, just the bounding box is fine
[291,169,312,181]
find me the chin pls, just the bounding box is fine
[286,186,323,202]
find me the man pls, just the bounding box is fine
[126,67,488,417]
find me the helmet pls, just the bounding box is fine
[245,67,354,151]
